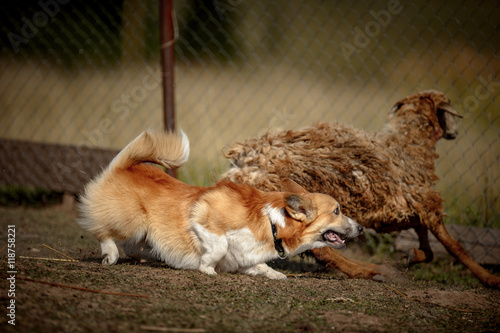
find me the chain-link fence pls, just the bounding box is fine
[1,1,499,232]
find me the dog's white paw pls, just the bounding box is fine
[102,254,118,265]
[100,239,119,265]
[241,264,287,280]
[265,269,287,280]
[199,265,217,276]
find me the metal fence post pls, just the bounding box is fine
[160,0,176,178]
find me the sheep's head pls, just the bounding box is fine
[389,90,462,141]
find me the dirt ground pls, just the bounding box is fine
[1,206,499,333]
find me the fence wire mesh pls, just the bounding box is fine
[0,0,499,236]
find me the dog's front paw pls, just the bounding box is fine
[240,264,287,279]
[265,269,287,280]
[199,265,217,276]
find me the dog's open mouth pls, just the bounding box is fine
[322,230,346,248]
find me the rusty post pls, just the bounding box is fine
[160,0,176,177]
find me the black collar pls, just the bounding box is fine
[271,222,287,259]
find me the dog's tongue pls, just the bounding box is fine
[324,230,343,244]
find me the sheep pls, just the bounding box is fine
[221,90,500,288]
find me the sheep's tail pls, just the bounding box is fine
[109,129,190,171]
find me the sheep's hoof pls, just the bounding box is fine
[372,274,386,282]
[406,248,427,265]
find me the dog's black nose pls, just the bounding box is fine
[358,225,364,233]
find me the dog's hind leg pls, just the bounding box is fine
[311,247,382,280]
[427,218,500,288]
[124,238,156,262]
[100,239,119,265]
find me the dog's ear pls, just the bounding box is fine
[281,178,308,194]
[284,194,317,223]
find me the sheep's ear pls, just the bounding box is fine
[284,194,317,223]
[437,102,463,118]
[389,102,403,118]
[281,178,308,194]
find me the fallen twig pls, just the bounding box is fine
[140,326,206,332]
[325,297,355,303]
[286,273,310,278]
[42,244,78,261]
[2,274,150,298]
[19,256,78,262]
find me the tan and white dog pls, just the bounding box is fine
[78,130,362,279]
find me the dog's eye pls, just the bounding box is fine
[333,207,340,215]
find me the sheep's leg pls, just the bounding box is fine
[427,219,500,288]
[311,247,381,280]
[408,225,434,264]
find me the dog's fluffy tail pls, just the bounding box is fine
[109,130,190,171]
